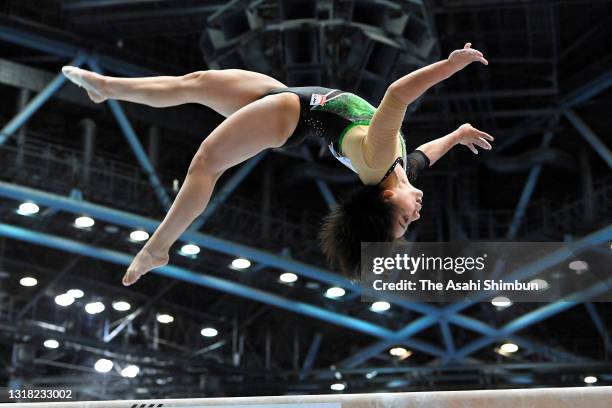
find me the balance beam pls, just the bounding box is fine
[5,386,611,407]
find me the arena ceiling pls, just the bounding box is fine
[0,0,610,400]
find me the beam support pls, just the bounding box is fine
[87,59,172,210]
[189,153,266,231]
[0,181,355,290]
[0,223,404,343]
[439,320,456,363]
[299,332,322,380]
[0,53,87,145]
[507,131,554,239]
[563,109,612,168]
[0,23,157,77]
[103,282,176,342]
[301,147,337,208]
[562,68,612,107]
[454,276,612,359]
[336,225,611,366]
[338,315,442,367]
[584,302,611,352]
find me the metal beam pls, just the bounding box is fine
[338,226,612,366]
[87,58,172,210]
[190,153,266,231]
[439,320,456,362]
[425,88,557,101]
[301,147,337,208]
[0,223,399,342]
[444,225,612,316]
[562,68,612,107]
[338,315,442,367]
[0,181,355,291]
[454,276,612,359]
[314,179,338,208]
[563,109,612,168]
[0,53,87,145]
[506,131,554,239]
[16,256,83,319]
[103,282,176,342]
[446,314,587,363]
[61,0,168,9]
[0,57,214,137]
[299,332,322,380]
[0,23,157,77]
[584,302,611,351]
[0,24,80,59]
[0,182,442,320]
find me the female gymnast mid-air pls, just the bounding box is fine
[62,42,493,283]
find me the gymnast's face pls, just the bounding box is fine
[381,167,423,239]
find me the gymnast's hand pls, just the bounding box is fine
[456,123,494,155]
[448,42,488,71]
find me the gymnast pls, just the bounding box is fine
[62,42,493,283]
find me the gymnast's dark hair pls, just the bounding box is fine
[319,184,395,278]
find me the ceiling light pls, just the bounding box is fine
[74,216,95,228]
[129,230,150,242]
[491,296,512,308]
[67,289,84,298]
[499,342,519,353]
[17,202,39,216]
[370,301,391,312]
[43,339,60,349]
[85,301,105,315]
[112,301,131,312]
[200,327,218,338]
[279,272,298,283]
[54,293,75,307]
[156,313,174,324]
[584,376,598,384]
[569,260,588,271]
[19,276,38,287]
[180,244,200,256]
[94,358,113,373]
[231,258,251,269]
[330,383,346,391]
[121,365,140,378]
[365,370,378,379]
[389,347,412,359]
[325,287,346,298]
[529,278,549,291]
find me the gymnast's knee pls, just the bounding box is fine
[187,147,224,181]
[181,70,217,89]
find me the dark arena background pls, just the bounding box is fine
[0,0,611,403]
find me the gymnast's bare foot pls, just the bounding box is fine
[122,248,169,286]
[62,66,108,103]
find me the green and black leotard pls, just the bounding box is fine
[260,86,429,185]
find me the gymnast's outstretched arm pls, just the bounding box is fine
[416,123,494,166]
[364,43,488,168]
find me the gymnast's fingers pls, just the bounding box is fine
[475,137,492,150]
[478,130,494,141]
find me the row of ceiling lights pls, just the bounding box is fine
[25,272,602,389]
[16,202,348,294]
[16,201,562,310]
[39,337,600,387]
[14,202,604,388]
[15,204,560,313]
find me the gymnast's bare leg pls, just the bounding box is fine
[63,68,298,285]
[62,67,287,117]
